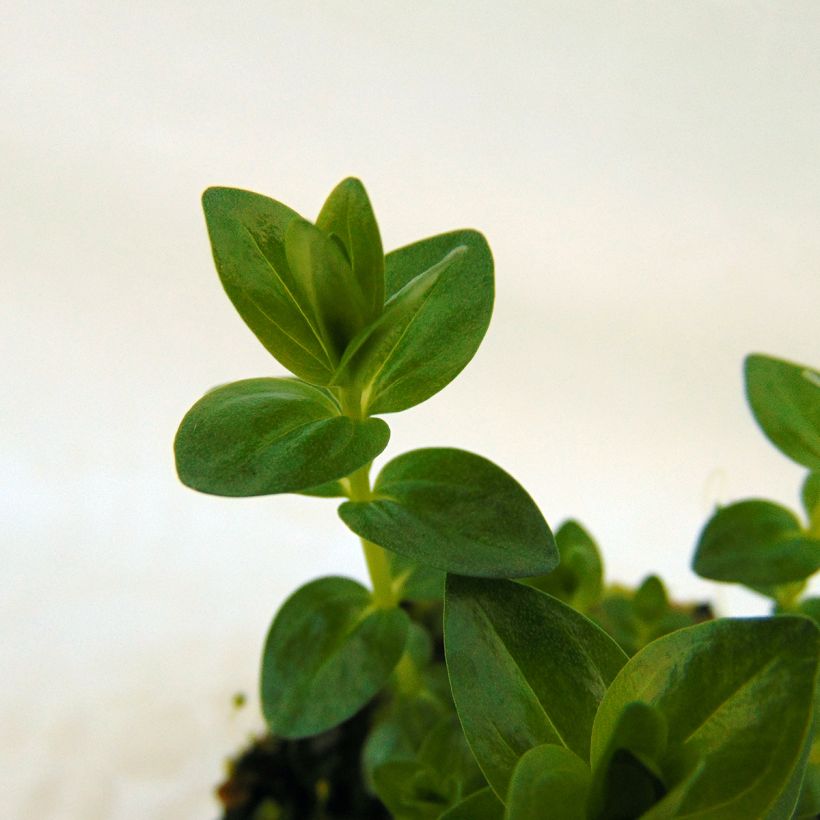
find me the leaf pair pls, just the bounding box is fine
[444,576,819,818]
[202,181,494,415]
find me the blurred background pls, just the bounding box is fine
[3,2,819,817]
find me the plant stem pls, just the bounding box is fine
[348,464,397,609]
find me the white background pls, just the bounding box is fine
[3,2,820,817]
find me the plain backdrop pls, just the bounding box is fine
[3,2,819,817]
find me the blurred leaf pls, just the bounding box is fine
[339,448,557,578]
[438,788,503,820]
[260,577,408,737]
[803,472,820,522]
[505,744,591,820]
[591,617,819,818]
[693,499,820,585]
[745,353,820,470]
[444,576,627,796]
[175,378,389,496]
[634,575,669,623]
[526,519,603,610]
[333,230,493,414]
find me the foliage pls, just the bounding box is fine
[177,179,820,819]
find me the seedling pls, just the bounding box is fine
[176,179,820,819]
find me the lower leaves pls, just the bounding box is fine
[260,576,408,738]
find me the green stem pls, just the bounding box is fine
[348,464,397,609]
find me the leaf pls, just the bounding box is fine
[339,448,557,578]
[439,788,504,820]
[444,576,627,796]
[634,575,669,623]
[332,230,493,414]
[298,478,349,498]
[590,616,820,819]
[175,378,389,496]
[201,187,336,384]
[803,472,820,522]
[315,177,384,321]
[504,744,591,820]
[390,552,446,601]
[260,576,408,737]
[283,217,371,361]
[745,354,820,470]
[526,519,604,611]
[692,499,820,586]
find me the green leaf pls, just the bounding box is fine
[315,177,384,321]
[201,187,336,383]
[339,448,557,578]
[444,576,627,796]
[260,576,408,737]
[634,575,669,623]
[590,617,820,819]
[692,499,820,585]
[504,744,591,820]
[332,230,493,414]
[745,354,820,470]
[587,702,669,820]
[390,552,446,601]
[439,788,503,820]
[803,472,820,523]
[175,378,389,496]
[298,478,349,498]
[283,216,371,361]
[526,519,604,610]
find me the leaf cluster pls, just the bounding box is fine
[177,179,820,820]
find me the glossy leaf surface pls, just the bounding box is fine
[175,378,389,496]
[333,230,493,414]
[260,577,408,738]
[591,617,819,819]
[693,500,820,585]
[745,354,820,470]
[339,448,557,578]
[444,576,627,795]
[504,744,591,820]
[315,177,384,321]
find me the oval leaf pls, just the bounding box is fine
[175,378,390,496]
[201,187,339,383]
[505,744,591,820]
[260,576,408,738]
[333,230,493,414]
[590,617,820,819]
[693,499,820,585]
[338,448,557,578]
[316,177,384,321]
[745,353,820,470]
[444,576,628,796]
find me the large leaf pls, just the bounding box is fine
[692,499,820,585]
[332,230,493,414]
[260,576,408,738]
[590,617,820,819]
[338,448,557,578]
[504,744,591,820]
[526,519,604,610]
[745,354,820,470]
[444,576,627,796]
[175,378,389,496]
[316,177,384,321]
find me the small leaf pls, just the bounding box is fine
[745,353,820,470]
[439,788,503,820]
[590,616,820,818]
[526,519,604,611]
[201,187,336,383]
[444,576,627,795]
[803,472,820,522]
[505,744,591,820]
[339,448,557,578]
[333,230,494,414]
[175,378,389,496]
[693,499,820,585]
[315,177,384,321]
[260,576,408,737]
[633,575,669,623]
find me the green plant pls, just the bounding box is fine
[175,179,820,819]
